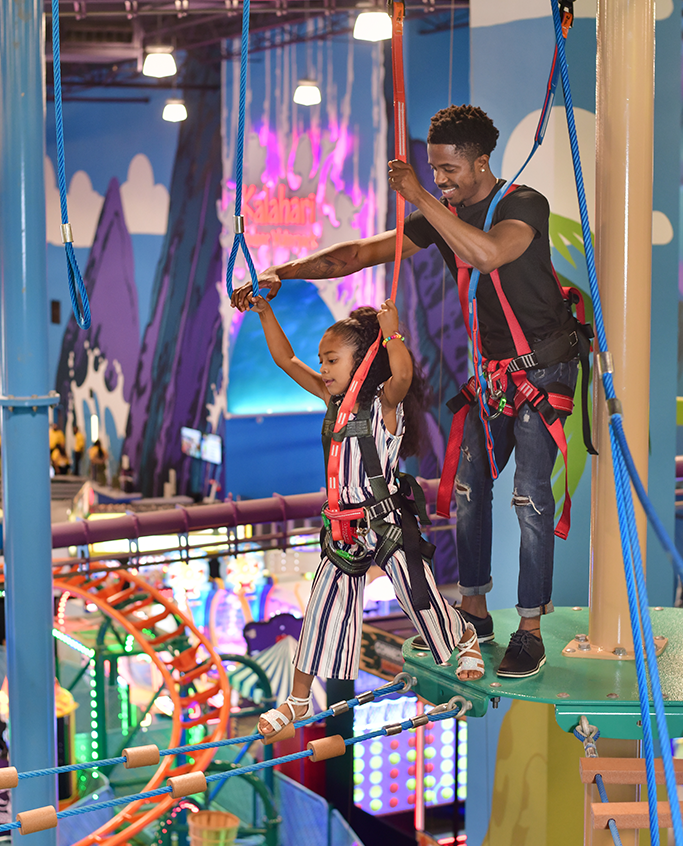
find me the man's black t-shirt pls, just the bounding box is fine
[403,179,574,360]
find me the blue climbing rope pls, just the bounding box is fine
[548,0,683,843]
[594,774,625,846]
[224,0,260,300]
[51,0,91,330]
[14,679,407,781]
[0,689,466,835]
[609,428,660,842]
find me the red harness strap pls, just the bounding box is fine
[436,377,477,520]
[435,373,574,536]
[325,0,406,542]
[436,203,574,538]
[390,0,407,300]
[326,337,381,541]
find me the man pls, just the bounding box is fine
[232,105,580,678]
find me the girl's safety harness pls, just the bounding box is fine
[436,186,596,538]
[320,399,435,611]
[317,1,435,609]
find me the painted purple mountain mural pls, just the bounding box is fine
[123,51,223,497]
[55,178,140,482]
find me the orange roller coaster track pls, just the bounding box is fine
[53,568,232,846]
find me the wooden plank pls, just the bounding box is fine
[592,800,683,830]
[580,757,683,784]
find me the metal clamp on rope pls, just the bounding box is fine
[409,714,429,729]
[442,695,473,716]
[356,691,375,706]
[425,702,450,718]
[234,215,245,234]
[330,700,350,717]
[607,398,623,418]
[377,672,415,693]
[596,351,613,379]
[384,722,403,736]
[60,223,74,244]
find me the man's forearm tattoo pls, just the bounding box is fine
[296,253,351,279]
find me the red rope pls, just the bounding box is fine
[326,0,407,540]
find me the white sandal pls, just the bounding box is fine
[456,623,485,681]
[259,693,314,736]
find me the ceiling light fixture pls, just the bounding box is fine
[293,79,321,106]
[162,98,187,122]
[142,46,177,78]
[353,10,392,42]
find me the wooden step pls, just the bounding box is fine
[581,757,683,785]
[592,800,683,830]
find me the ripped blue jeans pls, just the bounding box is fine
[455,361,578,617]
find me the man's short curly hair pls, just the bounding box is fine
[427,105,499,159]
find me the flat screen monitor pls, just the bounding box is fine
[180,426,202,459]
[201,433,222,465]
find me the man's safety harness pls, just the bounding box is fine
[320,399,435,611]
[436,189,596,539]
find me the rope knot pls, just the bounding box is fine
[573,715,600,758]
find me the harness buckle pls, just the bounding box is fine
[481,396,504,421]
[356,507,371,538]
[481,373,507,421]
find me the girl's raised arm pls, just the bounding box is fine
[378,300,413,410]
[248,296,328,401]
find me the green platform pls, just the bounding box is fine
[402,606,683,739]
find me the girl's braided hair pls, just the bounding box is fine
[326,306,429,458]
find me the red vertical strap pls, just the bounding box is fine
[390,0,406,301]
[435,410,468,519]
[488,268,532,357]
[326,2,408,541]
[326,335,382,540]
[453,255,473,340]
[435,383,476,519]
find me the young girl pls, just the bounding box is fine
[247,295,484,735]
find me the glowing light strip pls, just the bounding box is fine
[57,591,70,631]
[52,628,94,658]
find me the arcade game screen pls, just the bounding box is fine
[352,684,466,818]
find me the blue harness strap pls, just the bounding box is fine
[225,0,260,300]
[51,0,91,330]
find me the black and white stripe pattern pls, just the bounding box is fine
[339,394,403,504]
[294,547,466,679]
[294,394,466,679]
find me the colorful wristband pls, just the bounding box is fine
[382,332,405,347]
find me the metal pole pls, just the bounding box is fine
[588,0,655,659]
[583,4,655,839]
[0,0,58,840]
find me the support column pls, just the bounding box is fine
[589,0,656,656]
[0,0,58,842]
